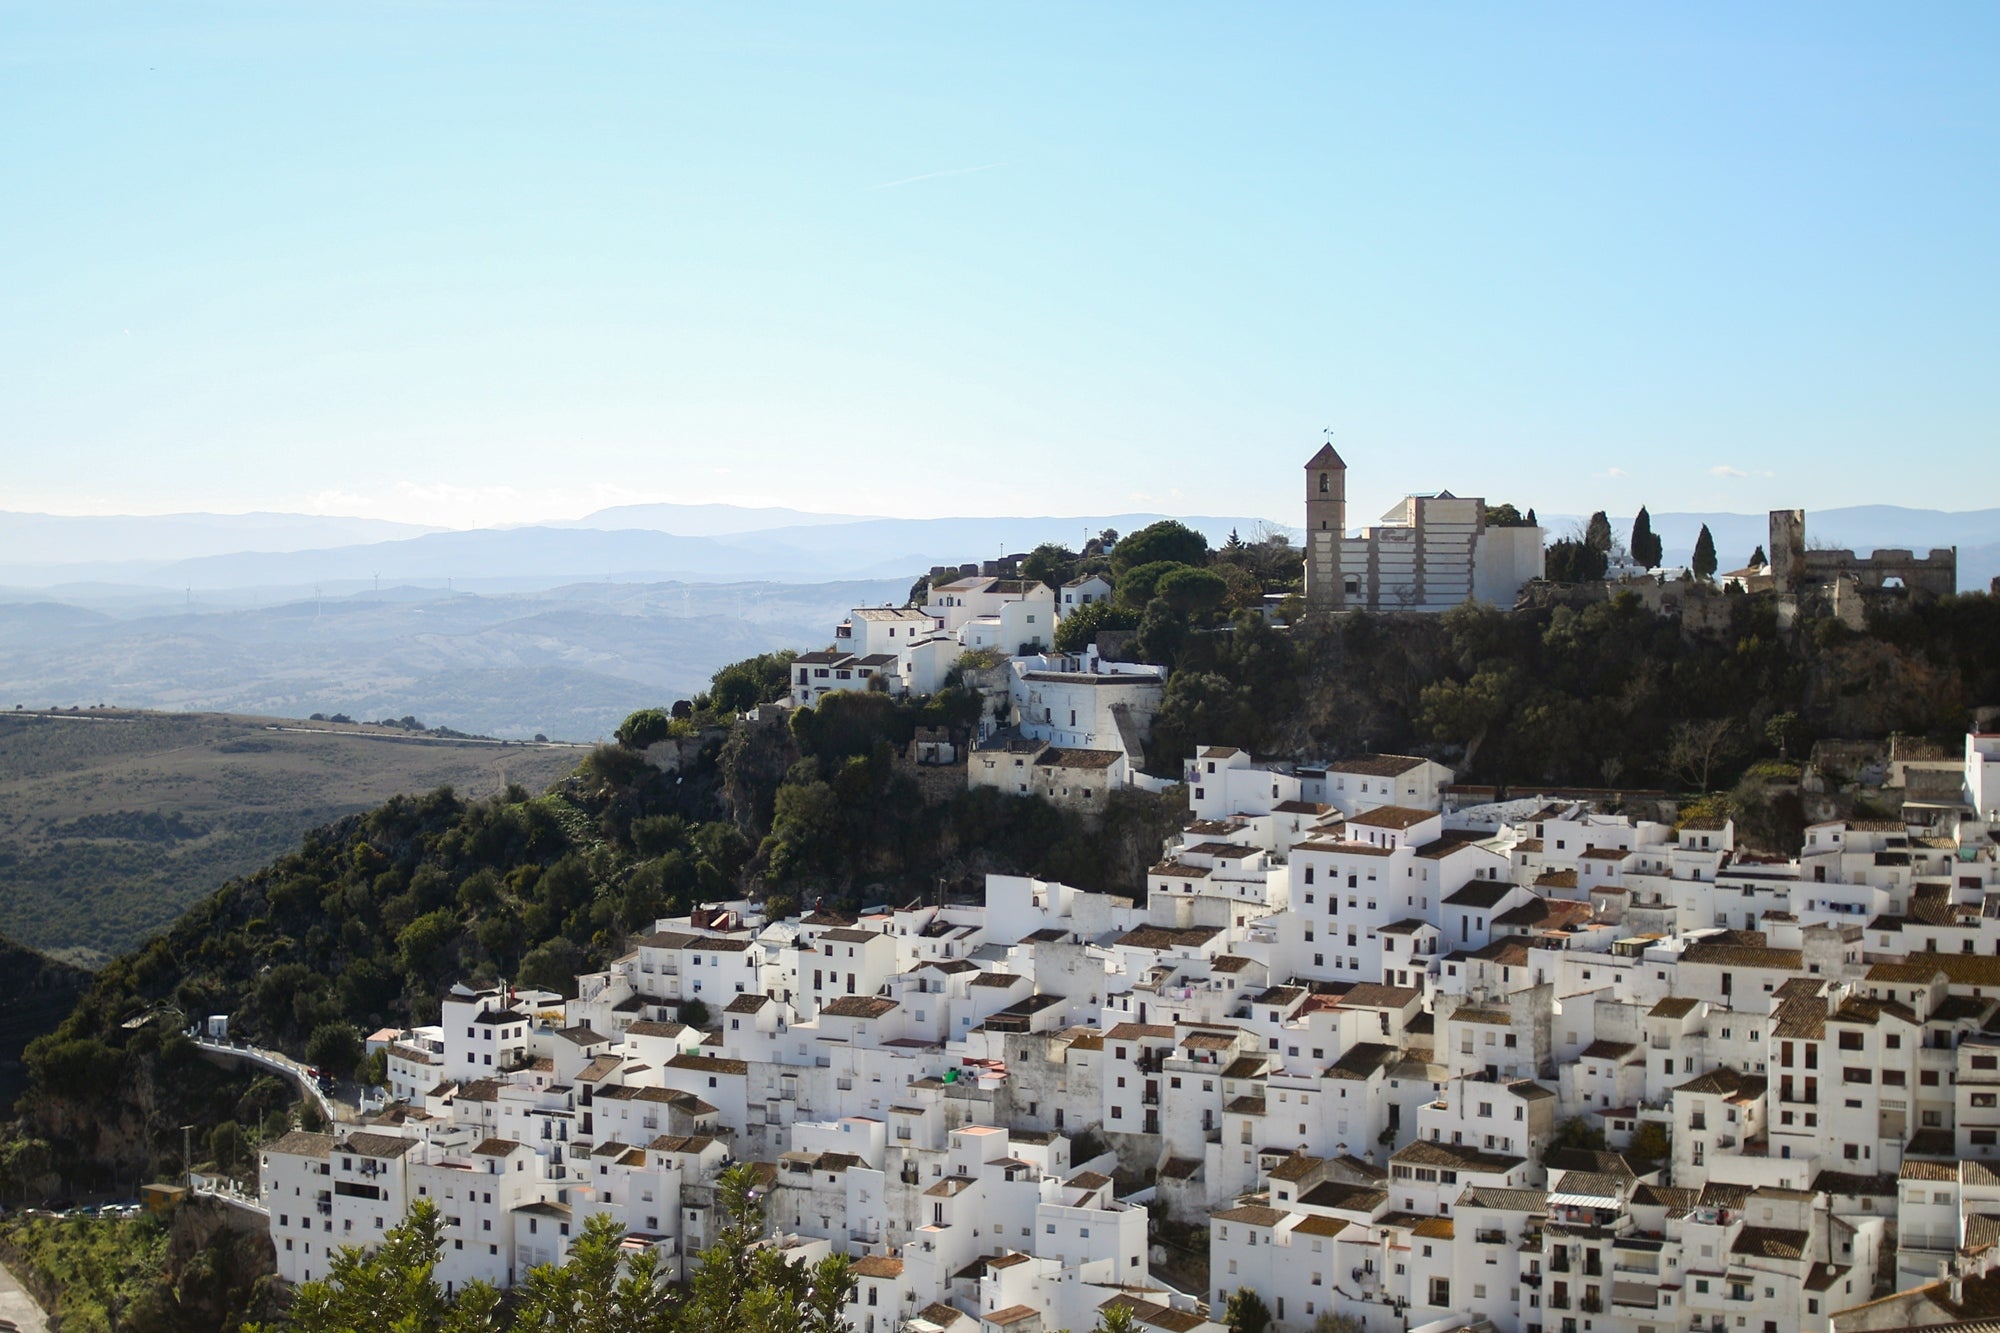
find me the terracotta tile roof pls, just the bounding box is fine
[1213,1204,1288,1227]
[1348,805,1437,830]
[1445,882,1515,909]
[266,1130,335,1157]
[1648,997,1699,1018]
[1680,938,1803,970]
[1413,831,1492,860]
[1114,925,1222,951]
[1105,1022,1176,1041]
[1328,1043,1400,1080]
[852,1255,904,1279]
[1732,1226,1808,1261]
[1337,983,1422,1010]
[1328,754,1428,778]
[820,995,898,1019]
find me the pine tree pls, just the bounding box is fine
[1630,507,1662,570]
[1692,524,1718,581]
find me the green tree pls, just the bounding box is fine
[1584,510,1614,554]
[615,708,674,750]
[1053,600,1138,654]
[1418,663,1521,772]
[209,1119,246,1173]
[510,1213,678,1333]
[305,1022,363,1079]
[1630,506,1663,569]
[1109,519,1208,575]
[1116,560,1193,608]
[1749,542,1768,569]
[682,1163,854,1333]
[710,651,799,715]
[1629,1121,1670,1162]
[679,997,712,1028]
[1224,1287,1273,1333]
[1155,565,1230,616]
[1544,539,1607,583]
[1096,1303,1140,1333]
[1021,542,1079,590]
[1692,523,1718,581]
[1483,503,1527,527]
[1764,710,1802,759]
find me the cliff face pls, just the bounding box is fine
[155,1196,281,1330]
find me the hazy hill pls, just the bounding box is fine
[0,508,438,565]
[0,510,1285,591]
[0,708,587,965]
[559,501,885,535]
[0,578,905,741]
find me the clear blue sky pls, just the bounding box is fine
[3,3,1995,530]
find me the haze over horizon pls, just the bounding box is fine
[6,5,1997,532]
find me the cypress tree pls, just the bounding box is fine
[1693,524,1718,581]
[1630,506,1662,569]
[1750,543,1768,569]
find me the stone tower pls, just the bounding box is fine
[1770,509,1806,593]
[1304,442,1347,614]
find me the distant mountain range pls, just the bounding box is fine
[2,502,1992,599]
[0,500,1990,740]
[0,506,1290,602]
[0,509,439,566]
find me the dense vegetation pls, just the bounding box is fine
[0,935,89,1112]
[0,1211,170,1331]
[1144,591,2000,793]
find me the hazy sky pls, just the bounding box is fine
[4,4,1996,530]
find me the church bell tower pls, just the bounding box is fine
[1304,441,1347,614]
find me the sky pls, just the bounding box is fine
[3,4,1996,532]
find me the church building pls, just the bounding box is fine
[1302,442,1545,614]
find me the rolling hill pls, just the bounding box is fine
[0,708,588,966]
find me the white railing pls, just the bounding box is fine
[188,1033,346,1124]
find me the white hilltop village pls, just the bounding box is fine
[243,450,2000,1333]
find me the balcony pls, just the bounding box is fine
[1581,1298,1603,1315]
[1548,1296,1570,1310]
[1477,1229,1509,1245]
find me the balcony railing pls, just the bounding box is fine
[1476,1229,1509,1244]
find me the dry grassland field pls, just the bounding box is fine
[0,708,586,966]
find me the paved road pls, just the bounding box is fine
[189,1035,351,1124]
[0,1255,50,1333]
